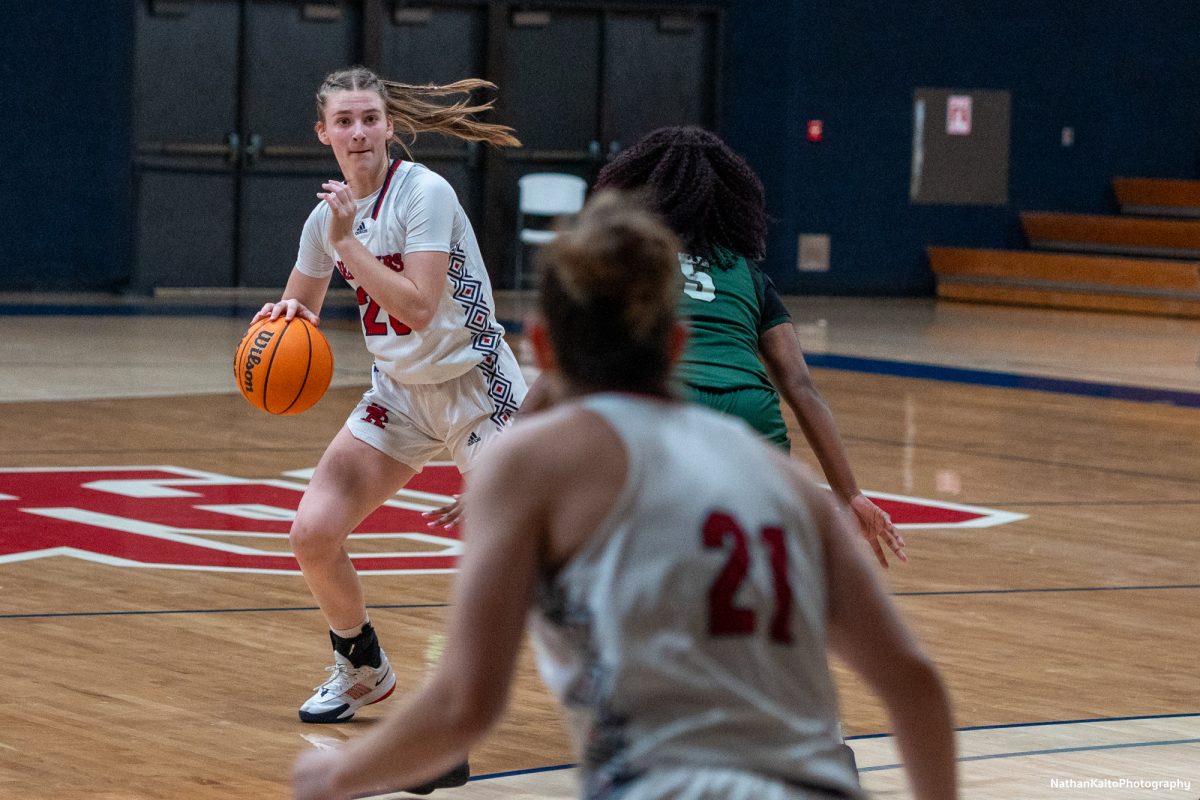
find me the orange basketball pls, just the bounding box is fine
[234,317,334,415]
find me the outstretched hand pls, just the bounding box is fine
[423,493,464,529]
[849,493,906,568]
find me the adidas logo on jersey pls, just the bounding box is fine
[466,432,481,447]
[354,221,368,236]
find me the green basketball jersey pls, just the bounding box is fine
[675,253,792,391]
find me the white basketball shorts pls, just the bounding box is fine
[345,346,527,473]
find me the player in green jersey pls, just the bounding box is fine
[592,126,905,569]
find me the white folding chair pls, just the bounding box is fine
[514,172,588,294]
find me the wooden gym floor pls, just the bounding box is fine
[0,293,1197,799]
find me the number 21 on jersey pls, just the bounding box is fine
[703,510,793,644]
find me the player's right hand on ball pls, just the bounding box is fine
[253,298,320,325]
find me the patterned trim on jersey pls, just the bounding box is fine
[537,580,633,800]
[447,245,520,427]
[370,159,404,220]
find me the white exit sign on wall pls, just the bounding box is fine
[947,94,973,135]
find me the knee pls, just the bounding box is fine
[288,513,344,565]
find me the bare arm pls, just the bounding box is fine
[321,178,449,331]
[338,240,449,332]
[760,322,905,567]
[801,476,957,800]
[519,370,567,416]
[251,269,330,324]
[759,322,858,500]
[293,433,546,799]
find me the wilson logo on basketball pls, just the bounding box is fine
[0,466,1026,575]
[241,328,275,393]
[234,317,334,415]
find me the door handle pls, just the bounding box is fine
[226,131,241,164]
[244,133,263,166]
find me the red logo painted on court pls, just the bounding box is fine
[0,466,463,574]
[0,467,1025,574]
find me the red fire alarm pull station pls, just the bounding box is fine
[806,119,823,142]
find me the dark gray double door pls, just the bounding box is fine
[487,6,721,283]
[134,1,719,290]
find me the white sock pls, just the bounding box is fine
[332,617,368,640]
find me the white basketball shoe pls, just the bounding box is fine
[299,650,396,723]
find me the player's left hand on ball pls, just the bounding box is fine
[850,493,906,569]
[423,493,464,529]
[253,298,320,325]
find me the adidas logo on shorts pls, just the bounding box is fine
[466,432,481,446]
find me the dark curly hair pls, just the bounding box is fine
[594,126,766,270]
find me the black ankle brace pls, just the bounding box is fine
[329,621,382,669]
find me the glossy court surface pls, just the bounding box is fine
[1,294,1197,799]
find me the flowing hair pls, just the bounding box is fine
[316,66,520,154]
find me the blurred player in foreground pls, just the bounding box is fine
[292,192,957,800]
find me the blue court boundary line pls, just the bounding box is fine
[0,602,449,620]
[471,763,576,781]
[5,583,1197,620]
[468,712,1200,782]
[859,737,1200,773]
[895,583,1200,597]
[803,353,1200,408]
[990,499,1200,506]
[848,711,1200,740]
[0,303,360,319]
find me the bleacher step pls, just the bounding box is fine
[1021,211,1200,259]
[928,246,1200,318]
[1113,177,1200,218]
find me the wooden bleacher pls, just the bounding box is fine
[928,247,1200,318]
[928,178,1200,318]
[1113,177,1200,218]
[1020,212,1200,259]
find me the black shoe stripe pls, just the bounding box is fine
[298,703,352,724]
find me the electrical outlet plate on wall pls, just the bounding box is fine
[798,234,830,272]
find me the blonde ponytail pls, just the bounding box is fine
[316,66,520,154]
[380,78,520,150]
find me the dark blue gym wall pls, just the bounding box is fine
[723,1,1200,295]
[7,3,1200,295]
[1,2,136,291]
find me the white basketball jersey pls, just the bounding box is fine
[295,159,511,385]
[531,394,862,799]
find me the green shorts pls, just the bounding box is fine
[684,384,791,451]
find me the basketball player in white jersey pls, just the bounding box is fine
[290,192,957,800]
[253,67,525,790]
